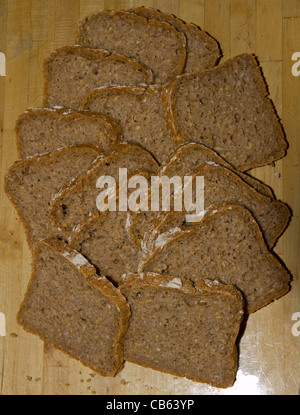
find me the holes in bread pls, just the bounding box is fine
[61,204,68,215]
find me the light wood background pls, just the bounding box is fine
[0,0,299,395]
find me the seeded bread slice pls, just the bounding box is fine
[5,145,101,247]
[69,210,140,285]
[162,54,287,171]
[140,205,290,313]
[128,161,290,251]
[17,238,130,376]
[82,85,182,164]
[16,107,121,158]
[129,6,220,73]
[44,45,153,109]
[50,143,159,239]
[77,10,186,84]
[119,272,244,388]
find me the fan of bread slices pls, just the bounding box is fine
[5,7,291,389]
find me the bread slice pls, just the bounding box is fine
[129,6,220,73]
[160,142,274,198]
[68,171,152,284]
[129,161,290,251]
[50,143,159,239]
[119,272,244,388]
[44,45,153,109]
[162,54,287,171]
[140,205,290,313]
[82,85,182,164]
[5,145,101,247]
[17,238,130,376]
[16,107,122,158]
[126,141,275,248]
[77,10,187,84]
[69,210,140,285]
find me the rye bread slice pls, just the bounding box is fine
[160,143,274,198]
[16,107,121,158]
[140,205,290,313]
[162,54,287,171]
[129,162,290,251]
[5,145,101,247]
[44,45,152,109]
[82,85,183,164]
[77,10,187,84]
[69,210,140,285]
[17,238,130,376]
[129,6,220,73]
[126,141,275,248]
[50,143,159,239]
[119,272,244,388]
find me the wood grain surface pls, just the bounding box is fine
[0,0,299,395]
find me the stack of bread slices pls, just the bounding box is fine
[5,8,291,389]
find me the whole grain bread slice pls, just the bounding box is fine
[44,45,153,109]
[140,205,290,313]
[128,160,290,251]
[77,10,187,84]
[17,238,130,376]
[16,107,122,158]
[82,85,182,164]
[162,54,287,171]
[69,210,141,285]
[68,171,151,284]
[126,141,275,248]
[160,142,274,197]
[50,143,159,240]
[129,6,220,73]
[119,272,244,388]
[5,145,102,247]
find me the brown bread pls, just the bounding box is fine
[82,85,183,164]
[119,272,244,388]
[69,210,141,285]
[159,142,274,197]
[129,161,290,251]
[77,10,187,84]
[126,141,276,248]
[17,238,130,376]
[5,145,101,247]
[50,143,159,239]
[162,54,287,171]
[130,6,220,73]
[16,107,122,158]
[68,172,152,284]
[140,205,290,313]
[44,45,152,109]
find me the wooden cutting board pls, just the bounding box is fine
[0,0,299,395]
